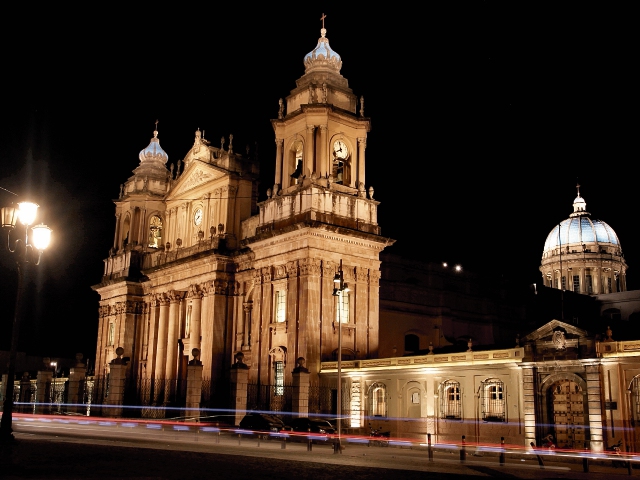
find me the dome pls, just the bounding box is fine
[303,27,342,74]
[139,129,168,165]
[542,217,620,252]
[542,189,622,254]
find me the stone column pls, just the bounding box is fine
[165,291,182,401]
[319,125,328,178]
[112,213,121,251]
[107,347,128,418]
[188,285,203,352]
[292,358,310,418]
[154,293,170,383]
[305,125,315,176]
[185,349,203,421]
[67,354,87,415]
[522,366,537,448]
[230,352,249,427]
[242,302,253,349]
[275,138,283,187]
[586,363,604,452]
[200,282,215,381]
[35,370,52,415]
[357,137,366,188]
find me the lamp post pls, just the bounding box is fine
[0,201,52,442]
[332,260,349,453]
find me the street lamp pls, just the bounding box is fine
[0,201,52,442]
[332,259,349,454]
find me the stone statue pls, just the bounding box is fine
[360,95,365,117]
[293,357,309,373]
[368,186,374,200]
[231,351,249,369]
[189,348,202,365]
[278,98,284,119]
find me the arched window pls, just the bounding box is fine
[369,382,387,417]
[440,380,461,419]
[122,215,131,248]
[148,215,163,248]
[481,378,505,422]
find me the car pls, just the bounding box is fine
[239,413,288,434]
[287,417,336,438]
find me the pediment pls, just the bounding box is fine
[522,319,590,343]
[167,161,226,200]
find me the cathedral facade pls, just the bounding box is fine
[93,25,390,400]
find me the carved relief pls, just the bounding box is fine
[186,284,202,299]
[355,267,369,283]
[299,258,321,276]
[285,261,298,277]
[369,270,381,286]
[261,267,271,283]
[273,264,287,280]
[182,168,214,191]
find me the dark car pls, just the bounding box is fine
[239,413,287,433]
[287,417,336,437]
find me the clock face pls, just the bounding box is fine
[193,208,203,226]
[333,140,348,160]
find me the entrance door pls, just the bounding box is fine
[551,379,586,449]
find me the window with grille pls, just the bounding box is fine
[274,290,286,323]
[336,292,349,324]
[561,276,566,290]
[369,382,387,417]
[440,380,461,419]
[585,274,593,294]
[274,361,284,396]
[107,323,115,346]
[481,379,505,422]
[573,275,580,293]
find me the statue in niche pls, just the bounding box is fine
[232,351,249,369]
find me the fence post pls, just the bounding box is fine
[428,433,433,462]
[530,442,544,469]
[500,437,505,465]
[582,442,589,473]
[627,446,632,475]
[307,428,312,451]
[460,435,466,463]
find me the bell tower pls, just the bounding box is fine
[272,18,370,194]
[240,18,393,384]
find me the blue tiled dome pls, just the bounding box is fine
[542,193,621,253]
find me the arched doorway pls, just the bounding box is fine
[548,378,587,449]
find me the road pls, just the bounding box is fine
[1,414,638,479]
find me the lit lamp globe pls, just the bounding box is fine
[18,201,39,226]
[32,224,52,251]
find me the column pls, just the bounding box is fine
[112,213,121,251]
[199,282,214,380]
[319,125,328,178]
[305,125,315,176]
[154,294,170,381]
[165,291,182,380]
[586,364,604,452]
[189,285,203,352]
[522,366,536,448]
[275,138,284,187]
[242,302,253,349]
[357,137,366,188]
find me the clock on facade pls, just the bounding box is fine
[193,208,203,226]
[333,139,348,160]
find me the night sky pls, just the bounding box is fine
[0,5,636,362]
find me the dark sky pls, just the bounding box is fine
[0,5,636,361]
